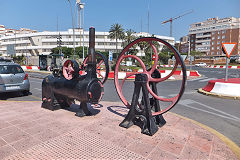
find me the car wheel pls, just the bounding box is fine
[22,90,30,96]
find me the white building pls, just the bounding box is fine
[0,28,175,57]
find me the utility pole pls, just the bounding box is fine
[147,0,150,34]
[67,0,76,59]
[76,0,85,61]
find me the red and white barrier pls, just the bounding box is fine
[207,65,240,69]
[202,78,240,97]
[22,65,200,80]
[159,65,174,67]
[95,70,200,80]
[21,66,40,71]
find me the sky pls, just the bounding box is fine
[0,0,239,40]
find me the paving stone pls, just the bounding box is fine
[10,137,41,152]
[0,137,7,147]
[0,145,16,160]
[179,144,209,159]
[147,145,179,160]
[2,130,30,144]
[33,129,60,142]
[0,126,20,137]
[0,101,238,160]
[0,121,10,130]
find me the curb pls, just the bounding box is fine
[170,112,240,159]
[198,88,240,100]
[201,78,240,98]
[207,65,240,69]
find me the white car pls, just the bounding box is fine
[195,62,207,67]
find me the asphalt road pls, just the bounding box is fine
[1,67,240,146]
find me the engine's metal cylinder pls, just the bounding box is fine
[43,75,103,104]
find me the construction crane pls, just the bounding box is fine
[162,10,193,37]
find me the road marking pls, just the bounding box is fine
[184,91,196,95]
[33,88,41,91]
[30,95,41,100]
[188,76,207,82]
[29,80,42,84]
[198,78,217,82]
[168,94,177,97]
[179,99,240,122]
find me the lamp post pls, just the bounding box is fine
[188,36,192,70]
[76,0,85,61]
[67,0,76,59]
[82,3,85,61]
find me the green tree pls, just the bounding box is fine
[109,23,125,52]
[190,50,204,57]
[51,47,75,58]
[11,55,26,65]
[75,46,88,58]
[123,29,136,47]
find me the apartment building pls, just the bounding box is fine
[0,27,175,57]
[188,17,240,56]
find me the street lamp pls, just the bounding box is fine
[67,0,76,59]
[76,0,85,61]
[188,36,192,70]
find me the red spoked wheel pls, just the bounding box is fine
[62,60,80,80]
[114,37,186,116]
[81,52,109,84]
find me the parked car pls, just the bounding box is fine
[195,62,207,67]
[0,61,30,95]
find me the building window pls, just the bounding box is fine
[212,52,214,55]
[96,35,105,39]
[212,47,214,50]
[222,30,226,34]
[217,41,220,45]
[98,42,104,45]
[218,36,220,39]
[212,41,215,45]
[222,35,225,39]
[218,31,220,34]
[212,37,215,40]
[212,31,215,35]
[217,46,220,50]
[217,51,220,55]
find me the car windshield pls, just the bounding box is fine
[0,65,24,74]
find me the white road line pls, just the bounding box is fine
[188,76,207,81]
[198,78,217,82]
[179,99,240,122]
[29,80,42,84]
[33,88,41,91]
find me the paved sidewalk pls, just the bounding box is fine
[0,101,239,159]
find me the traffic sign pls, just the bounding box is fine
[222,42,237,58]
[109,51,113,61]
[152,54,156,60]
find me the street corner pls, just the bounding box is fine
[199,78,240,99]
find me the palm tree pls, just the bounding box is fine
[125,29,136,44]
[108,23,125,53]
